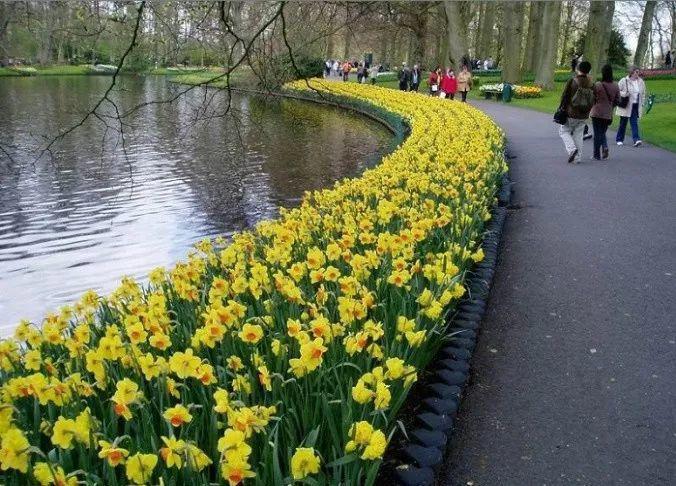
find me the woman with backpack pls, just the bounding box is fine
[557,60,595,164]
[615,66,647,147]
[590,65,620,160]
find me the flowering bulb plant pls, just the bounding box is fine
[0,80,505,485]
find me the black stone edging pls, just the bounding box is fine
[389,168,512,486]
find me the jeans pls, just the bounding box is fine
[616,103,640,143]
[460,91,468,102]
[559,118,587,161]
[591,117,611,159]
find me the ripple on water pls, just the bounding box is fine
[0,76,393,333]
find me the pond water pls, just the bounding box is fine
[0,76,392,333]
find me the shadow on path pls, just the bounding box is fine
[439,101,676,486]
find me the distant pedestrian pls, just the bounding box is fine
[428,66,441,96]
[411,64,422,91]
[571,53,579,73]
[369,64,379,84]
[665,50,672,69]
[357,63,365,83]
[332,60,339,76]
[398,62,411,91]
[483,59,489,71]
[457,64,472,102]
[325,60,331,77]
[440,68,457,99]
[557,60,595,164]
[342,61,351,82]
[590,64,619,160]
[615,66,647,147]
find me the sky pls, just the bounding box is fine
[615,1,673,56]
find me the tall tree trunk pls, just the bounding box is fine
[474,2,485,57]
[378,32,387,64]
[410,9,428,64]
[501,1,524,83]
[444,1,468,67]
[599,2,616,69]
[584,1,607,76]
[535,0,562,89]
[559,1,574,66]
[343,27,351,59]
[671,2,676,54]
[327,33,335,59]
[523,1,543,73]
[478,1,495,59]
[634,0,657,67]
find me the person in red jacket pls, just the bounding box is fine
[428,67,441,96]
[440,68,457,100]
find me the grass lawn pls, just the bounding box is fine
[365,74,675,152]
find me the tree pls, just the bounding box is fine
[576,28,630,69]
[534,0,561,89]
[501,1,524,83]
[634,0,657,67]
[584,1,613,75]
[443,0,468,67]
[599,1,616,68]
[478,1,495,59]
[522,1,542,73]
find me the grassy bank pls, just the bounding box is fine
[365,74,675,152]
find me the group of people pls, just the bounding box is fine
[324,59,383,84]
[473,57,495,71]
[397,63,423,91]
[558,62,647,164]
[426,65,473,101]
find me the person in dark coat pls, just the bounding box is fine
[398,62,411,91]
[410,64,422,91]
[590,64,620,160]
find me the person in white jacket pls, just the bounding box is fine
[615,66,647,147]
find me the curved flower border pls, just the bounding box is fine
[0,80,505,486]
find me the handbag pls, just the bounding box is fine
[553,105,568,125]
[618,78,629,108]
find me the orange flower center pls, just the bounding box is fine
[170,415,184,427]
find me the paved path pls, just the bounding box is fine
[440,101,676,486]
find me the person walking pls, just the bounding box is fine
[557,60,595,164]
[369,64,379,85]
[398,62,411,91]
[590,64,619,160]
[428,66,441,96]
[341,61,351,82]
[440,68,457,99]
[615,66,647,147]
[665,50,672,69]
[571,53,579,73]
[411,64,422,91]
[457,64,473,102]
[357,63,364,84]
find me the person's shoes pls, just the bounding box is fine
[633,140,643,147]
[591,156,601,161]
[616,141,624,146]
[583,133,593,141]
[602,147,609,159]
[567,149,578,163]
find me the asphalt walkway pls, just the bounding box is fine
[440,101,676,485]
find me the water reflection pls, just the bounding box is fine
[0,76,392,332]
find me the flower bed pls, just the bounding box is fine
[480,82,542,99]
[0,80,505,485]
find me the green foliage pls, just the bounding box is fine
[574,29,630,68]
